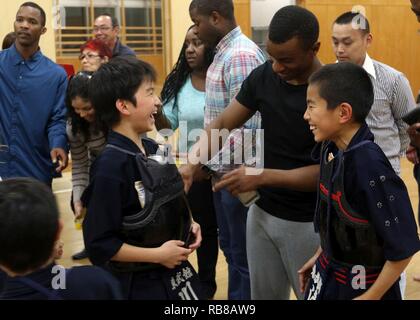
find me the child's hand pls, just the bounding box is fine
[54,240,64,260]
[188,221,202,251]
[297,249,322,294]
[297,259,315,294]
[158,240,191,269]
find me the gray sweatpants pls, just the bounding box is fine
[247,204,320,300]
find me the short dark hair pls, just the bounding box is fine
[95,13,119,28]
[0,178,59,274]
[334,11,370,34]
[268,5,319,50]
[89,56,157,129]
[20,2,46,27]
[309,62,374,123]
[189,0,234,21]
[2,32,16,50]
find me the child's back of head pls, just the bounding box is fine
[0,178,123,300]
[0,178,59,275]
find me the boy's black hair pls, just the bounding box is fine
[334,11,370,35]
[0,178,59,274]
[189,0,235,21]
[268,5,319,50]
[309,62,374,123]
[161,25,214,107]
[66,71,94,140]
[89,56,157,129]
[20,2,46,27]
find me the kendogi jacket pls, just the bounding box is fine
[82,131,192,273]
[314,123,420,268]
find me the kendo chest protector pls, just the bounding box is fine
[106,143,192,273]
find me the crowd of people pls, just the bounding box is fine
[1,0,420,301]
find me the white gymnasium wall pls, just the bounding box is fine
[251,0,295,27]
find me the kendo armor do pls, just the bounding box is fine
[316,141,385,268]
[105,142,192,273]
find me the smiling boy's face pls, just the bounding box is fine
[125,80,160,134]
[304,84,342,143]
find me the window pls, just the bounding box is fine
[54,0,163,57]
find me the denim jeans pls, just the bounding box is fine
[213,189,250,300]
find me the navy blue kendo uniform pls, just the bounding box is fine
[0,270,6,293]
[0,263,122,300]
[82,131,201,300]
[305,124,420,300]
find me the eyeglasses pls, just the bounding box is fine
[93,26,112,33]
[78,53,100,60]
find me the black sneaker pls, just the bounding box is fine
[72,248,88,260]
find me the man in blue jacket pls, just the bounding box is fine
[0,2,68,185]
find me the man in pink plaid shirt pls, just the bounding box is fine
[182,0,265,300]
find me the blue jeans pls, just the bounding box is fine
[213,189,250,300]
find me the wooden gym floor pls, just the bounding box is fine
[52,157,420,300]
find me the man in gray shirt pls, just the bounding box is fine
[332,11,416,175]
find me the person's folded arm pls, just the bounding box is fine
[180,99,255,192]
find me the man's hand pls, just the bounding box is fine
[179,164,196,193]
[408,123,420,149]
[50,148,68,173]
[188,221,202,251]
[406,145,419,164]
[213,166,263,196]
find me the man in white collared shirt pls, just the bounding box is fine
[332,11,416,176]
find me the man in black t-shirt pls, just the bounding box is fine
[182,6,323,299]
